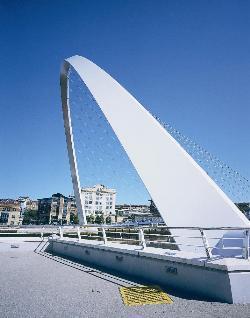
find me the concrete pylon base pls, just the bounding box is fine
[48,238,250,304]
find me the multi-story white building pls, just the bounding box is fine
[81,184,116,217]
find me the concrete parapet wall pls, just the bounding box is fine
[48,238,250,304]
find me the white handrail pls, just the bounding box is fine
[1,224,250,260]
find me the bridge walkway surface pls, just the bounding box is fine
[0,238,250,318]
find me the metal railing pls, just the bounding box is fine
[0,224,249,260]
[56,225,250,260]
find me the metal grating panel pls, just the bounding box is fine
[119,286,173,306]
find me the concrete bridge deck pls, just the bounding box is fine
[0,238,250,318]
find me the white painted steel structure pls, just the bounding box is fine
[60,55,249,240]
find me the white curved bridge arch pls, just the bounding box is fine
[60,55,249,236]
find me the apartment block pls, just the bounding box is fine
[0,199,21,226]
[37,193,75,224]
[81,184,116,218]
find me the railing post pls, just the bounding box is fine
[200,229,212,259]
[77,226,81,241]
[102,227,107,244]
[139,228,146,249]
[243,230,249,260]
[59,226,63,239]
[41,226,44,240]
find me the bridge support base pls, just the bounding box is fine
[47,238,250,304]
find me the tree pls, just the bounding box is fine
[105,216,112,224]
[95,214,104,224]
[86,214,95,224]
[70,213,79,224]
[22,210,38,225]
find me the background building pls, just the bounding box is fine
[115,200,164,224]
[0,199,21,226]
[81,184,116,219]
[37,193,76,224]
[18,196,38,223]
[115,204,149,217]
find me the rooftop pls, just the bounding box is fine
[81,184,116,194]
[0,199,20,205]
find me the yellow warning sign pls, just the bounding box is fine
[119,286,173,306]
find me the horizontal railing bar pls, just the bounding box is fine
[108,237,139,242]
[68,224,250,231]
[221,237,244,240]
[2,225,250,231]
[1,225,250,231]
[151,226,250,231]
[104,231,138,236]
[80,235,100,238]
[146,240,177,245]
[144,234,177,237]
[145,234,204,239]
[218,247,243,250]
[146,241,205,248]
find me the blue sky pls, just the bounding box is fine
[0,0,249,202]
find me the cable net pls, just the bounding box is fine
[68,68,150,205]
[68,67,249,206]
[154,116,250,203]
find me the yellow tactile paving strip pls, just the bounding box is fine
[119,286,173,306]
